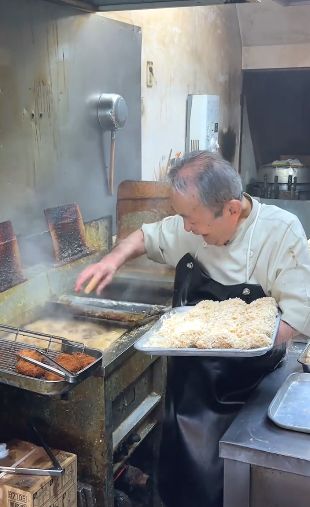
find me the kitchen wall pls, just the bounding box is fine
[237,0,310,69]
[103,6,243,180]
[240,100,256,188]
[237,0,310,184]
[0,0,141,236]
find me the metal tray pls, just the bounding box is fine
[297,341,310,373]
[268,373,310,433]
[0,324,103,396]
[50,294,167,326]
[134,306,281,357]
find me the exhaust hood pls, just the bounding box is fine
[273,0,310,5]
[46,0,256,12]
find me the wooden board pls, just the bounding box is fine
[116,180,175,239]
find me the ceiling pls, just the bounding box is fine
[46,0,310,44]
[237,0,310,47]
[48,0,255,11]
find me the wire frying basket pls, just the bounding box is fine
[0,324,103,396]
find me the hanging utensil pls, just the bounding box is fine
[97,93,128,195]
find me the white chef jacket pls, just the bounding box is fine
[142,195,310,336]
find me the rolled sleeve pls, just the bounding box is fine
[141,215,194,267]
[141,221,167,264]
[270,221,310,336]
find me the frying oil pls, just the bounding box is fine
[25,317,128,351]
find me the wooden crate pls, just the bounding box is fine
[0,440,77,507]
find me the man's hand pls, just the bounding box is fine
[276,320,300,345]
[75,229,146,295]
[75,256,118,295]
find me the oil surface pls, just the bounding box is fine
[25,317,128,351]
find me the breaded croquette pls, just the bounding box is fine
[44,371,63,381]
[74,352,95,369]
[44,352,81,381]
[16,349,45,378]
[44,352,94,381]
[55,352,82,372]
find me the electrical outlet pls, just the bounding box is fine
[146,61,154,88]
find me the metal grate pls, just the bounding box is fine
[0,324,103,395]
[0,324,86,374]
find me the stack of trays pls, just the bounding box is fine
[297,341,310,372]
[268,372,310,434]
[268,341,310,434]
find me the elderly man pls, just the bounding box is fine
[76,151,310,507]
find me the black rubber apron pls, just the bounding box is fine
[158,253,286,507]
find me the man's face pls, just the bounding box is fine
[170,188,242,246]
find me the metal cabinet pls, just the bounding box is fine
[220,343,310,507]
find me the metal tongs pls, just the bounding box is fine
[0,422,64,476]
[17,349,78,384]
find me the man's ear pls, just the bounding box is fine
[226,199,242,216]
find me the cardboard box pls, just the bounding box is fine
[0,440,77,507]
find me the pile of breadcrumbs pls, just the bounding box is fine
[147,297,278,350]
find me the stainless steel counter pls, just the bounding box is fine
[220,341,310,507]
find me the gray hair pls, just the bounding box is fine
[168,151,243,216]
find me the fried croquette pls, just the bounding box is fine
[44,352,94,381]
[15,348,95,381]
[74,352,95,369]
[44,352,81,381]
[16,349,45,378]
[44,370,63,381]
[55,352,82,372]
[44,371,63,381]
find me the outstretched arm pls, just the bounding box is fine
[75,229,146,295]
